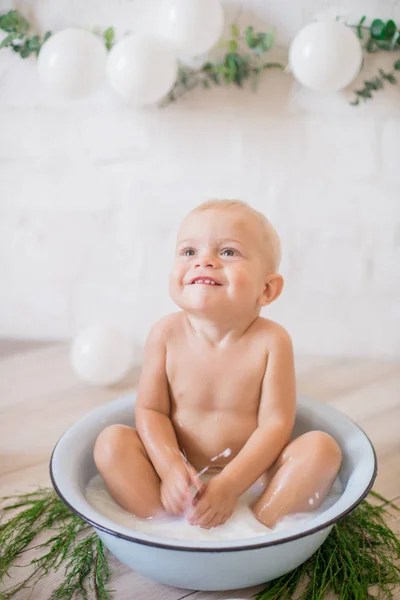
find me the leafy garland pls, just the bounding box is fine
[0,488,399,600]
[162,25,285,106]
[0,10,284,107]
[1,9,400,106]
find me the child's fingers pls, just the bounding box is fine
[189,497,210,523]
[171,488,187,510]
[162,484,186,516]
[161,493,176,515]
[219,513,229,526]
[165,495,184,515]
[207,513,224,529]
[175,475,189,496]
[195,508,216,529]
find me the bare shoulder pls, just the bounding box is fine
[255,317,293,350]
[146,311,183,346]
[256,320,295,391]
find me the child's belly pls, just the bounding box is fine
[171,408,258,471]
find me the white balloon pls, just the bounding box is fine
[38,29,107,98]
[289,21,363,92]
[106,35,178,105]
[157,0,224,55]
[70,325,135,386]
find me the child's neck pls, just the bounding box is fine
[183,310,260,347]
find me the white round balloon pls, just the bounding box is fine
[38,29,107,98]
[70,325,135,386]
[157,0,224,56]
[106,35,178,105]
[289,21,363,92]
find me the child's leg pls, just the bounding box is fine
[94,425,163,518]
[252,431,342,528]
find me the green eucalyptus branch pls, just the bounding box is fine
[350,66,400,106]
[0,10,51,58]
[348,16,400,105]
[103,27,115,51]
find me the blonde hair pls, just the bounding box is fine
[190,199,281,272]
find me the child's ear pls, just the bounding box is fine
[259,274,284,307]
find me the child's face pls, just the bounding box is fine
[170,208,271,318]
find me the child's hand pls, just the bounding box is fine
[187,475,238,529]
[161,461,203,516]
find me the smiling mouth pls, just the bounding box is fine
[190,278,222,286]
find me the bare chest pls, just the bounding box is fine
[166,339,267,414]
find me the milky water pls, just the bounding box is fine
[86,475,342,541]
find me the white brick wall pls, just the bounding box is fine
[0,0,400,357]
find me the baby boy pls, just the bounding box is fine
[94,200,342,529]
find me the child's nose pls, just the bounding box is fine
[195,252,218,268]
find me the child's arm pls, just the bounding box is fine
[219,326,296,495]
[188,326,295,528]
[135,319,181,480]
[135,318,202,514]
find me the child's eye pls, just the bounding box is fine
[181,248,196,257]
[221,248,237,257]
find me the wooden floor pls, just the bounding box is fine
[0,343,399,599]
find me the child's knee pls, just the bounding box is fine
[304,430,342,473]
[94,425,139,469]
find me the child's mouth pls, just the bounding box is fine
[190,277,222,286]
